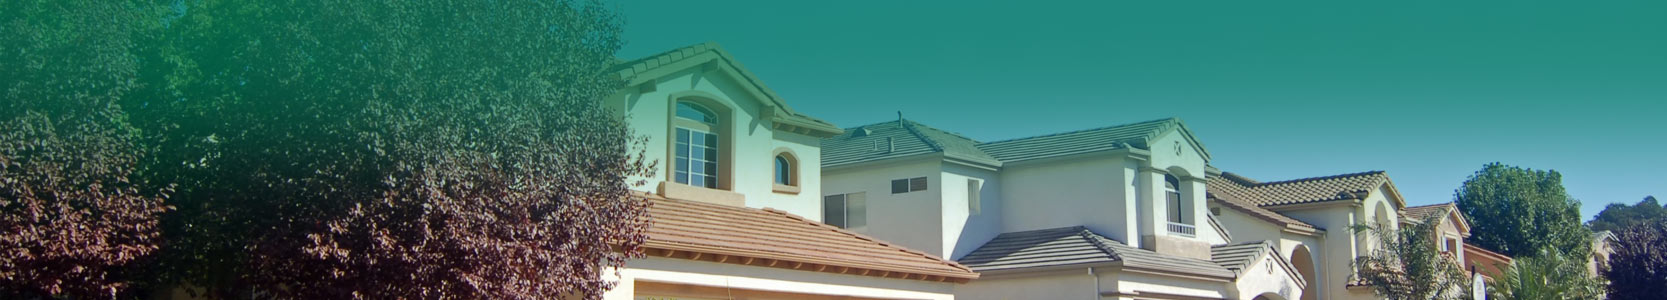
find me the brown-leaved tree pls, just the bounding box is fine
[1,1,170,298]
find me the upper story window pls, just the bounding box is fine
[674,102,720,188]
[967,179,982,216]
[1165,174,1196,237]
[892,177,927,194]
[774,154,794,186]
[824,192,867,230]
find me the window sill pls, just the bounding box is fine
[659,181,746,207]
[772,184,801,195]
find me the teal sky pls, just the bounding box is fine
[612,0,1666,221]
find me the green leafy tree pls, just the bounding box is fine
[1488,249,1606,300]
[1602,219,1667,300]
[1353,215,1471,300]
[1,1,170,298]
[1587,196,1665,232]
[129,0,652,298]
[1454,163,1591,258]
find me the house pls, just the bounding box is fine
[1205,170,1408,300]
[598,43,978,299]
[821,118,1306,300]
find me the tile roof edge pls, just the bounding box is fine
[1243,170,1387,187]
[978,117,1178,145]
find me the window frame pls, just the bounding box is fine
[967,178,982,216]
[823,192,866,230]
[891,177,928,194]
[670,100,724,190]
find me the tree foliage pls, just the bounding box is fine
[1353,215,1470,300]
[1602,219,1667,300]
[1488,249,1606,300]
[125,0,651,298]
[1454,163,1591,258]
[1587,196,1665,233]
[0,1,170,298]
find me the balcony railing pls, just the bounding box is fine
[1167,222,1196,237]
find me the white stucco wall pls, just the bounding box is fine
[1278,205,1362,300]
[954,272,1098,300]
[608,67,824,217]
[602,257,957,300]
[821,158,946,255]
[999,154,1132,242]
[941,163,1004,260]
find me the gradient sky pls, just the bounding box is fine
[611,0,1666,221]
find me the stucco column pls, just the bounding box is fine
[1137,166,1167,250]
[1182,176,1208,238]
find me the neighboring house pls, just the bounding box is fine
[1591,230,1617,275]
[1206,170,1408,300]
[1401,203,1472,264]
[1464,243,1513,281]
[822,118,1307,300]
[598,43,978,300]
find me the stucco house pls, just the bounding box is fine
[598,43,979,299]
[821,118,1308,300]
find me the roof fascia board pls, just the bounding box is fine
[1118,266,1234,282]
[642,241,979,282]
[971,262,1124,278]
[943,154,1002,171]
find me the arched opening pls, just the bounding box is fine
[772,151,797,186]
[1291,245,1318,300]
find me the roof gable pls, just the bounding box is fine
[613,43,842,137]
[1402,203,1470,235]
[1211,241,1307,288]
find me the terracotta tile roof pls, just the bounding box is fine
[612,42,842,137]
[821,120,1000,168]
[1209,171,1393,207]
[641,195,978,282]
[958,227,1234,279]
[1403,203,1454,221]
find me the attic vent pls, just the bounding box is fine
[873,137,893,153]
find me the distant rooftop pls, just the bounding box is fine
[822,117,1206,168]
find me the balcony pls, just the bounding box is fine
[1167,222,1196,237]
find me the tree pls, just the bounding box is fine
[1454,163,1591,258]
[129,0,653,298]
[1353,215,1471,300]
[1587,196,1665,232]
[1,1,170,298]
[1602,219,1667,300]
[1488,249,1606,300]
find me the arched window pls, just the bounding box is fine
[674,102,720,188]
[1165,174,1195,237]
[774,155,793,185]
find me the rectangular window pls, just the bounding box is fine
[674,127,718,188]
[1443,237,1458,253]
[823,192,866,230]
[967,179,982,216]
[891,177,928,194]
[1167,189,1184,223]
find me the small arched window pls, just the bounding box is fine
[774,155,793,185]
[673,101,720,188]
